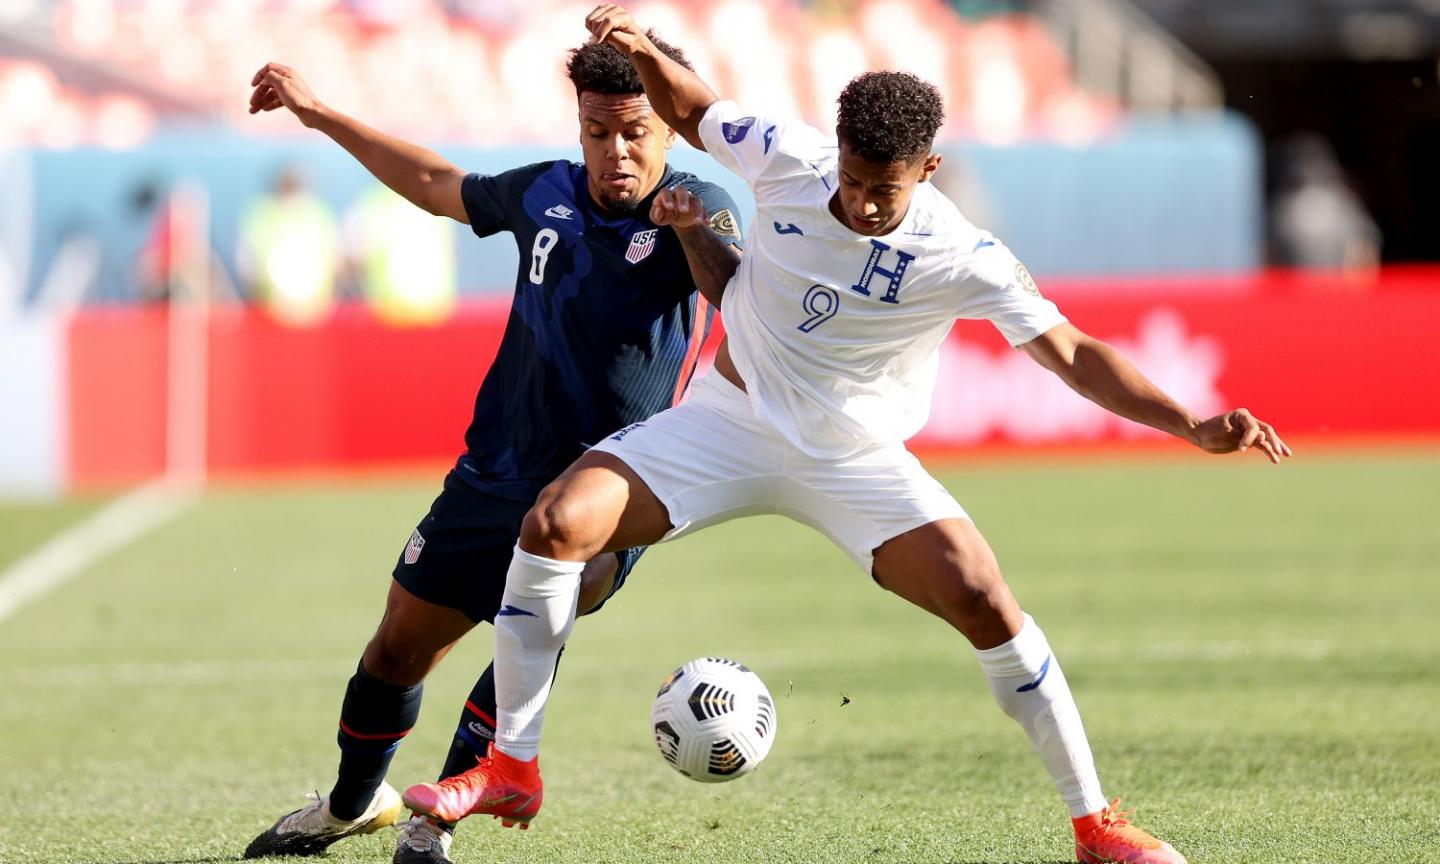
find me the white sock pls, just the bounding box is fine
[492,546,582,762]
[973,613,1108,818]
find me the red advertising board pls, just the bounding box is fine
[924,283,1439,450]
[65,270,1440,487]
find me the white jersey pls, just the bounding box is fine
[698,100,1068,459]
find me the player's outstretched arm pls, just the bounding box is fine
[248,63,468,223]
[650,185,740,307]
[1022,322,1293,463]
[585,5,718,150]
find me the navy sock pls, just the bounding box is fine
[328,661,422,821]
[439,661,499,781]
[439,648,565,782]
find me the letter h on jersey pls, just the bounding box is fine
[849,239,916,304]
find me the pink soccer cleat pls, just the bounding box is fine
[402,746,543,829]
[1073,799,1188,864]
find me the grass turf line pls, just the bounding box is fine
[0,456,1436,863]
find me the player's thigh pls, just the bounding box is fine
[523,449,674,559]
[870,518,1022,649]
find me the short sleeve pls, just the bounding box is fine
[953,243,1067,347]
[697,100,832,192]
[461,170,524,238]
[683,180,745,248]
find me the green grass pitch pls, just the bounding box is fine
[1,452,1437,863]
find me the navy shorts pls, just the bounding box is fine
[391,470,642,623]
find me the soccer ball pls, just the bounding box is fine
[650,657,777,782]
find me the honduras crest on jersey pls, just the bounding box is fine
[626,229,659,264]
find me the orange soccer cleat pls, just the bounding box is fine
[402,746,543,829]
[1073,799,1188,864]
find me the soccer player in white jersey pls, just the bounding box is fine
[402,6,1292,862]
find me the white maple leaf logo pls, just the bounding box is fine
[924,309,1226,445]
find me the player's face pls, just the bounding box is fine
[831,145,942,235]
[578,91,676,213]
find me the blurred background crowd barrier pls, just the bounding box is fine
[2,0,1438,496]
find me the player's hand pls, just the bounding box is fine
[248,63,323,126]
[586,4,648,53]
[1192,409,1292,464]
[650,185,709,231]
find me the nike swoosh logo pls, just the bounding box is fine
[1016,655,1051,692]
[973,238,996,251]
[480,793,519,807]
[497,605,538,618]
[773,222,804,236]
[544,205,573,220]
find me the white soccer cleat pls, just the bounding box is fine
[243,782,403,858]
[393,815,455,864]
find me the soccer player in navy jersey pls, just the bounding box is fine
[241,37,742,864]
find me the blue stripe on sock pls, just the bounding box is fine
[337,739,403,755]
[1016,654,1052,693]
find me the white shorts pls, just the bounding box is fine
[592,373,968,574]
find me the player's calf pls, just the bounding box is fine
[871,517,1023,649]
[576,553,620,615]
[362,581,476,686]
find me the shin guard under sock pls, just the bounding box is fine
[328,661,422,820]
[973,614,1107,818]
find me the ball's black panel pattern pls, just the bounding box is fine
[688,682,736,722]
[708,738,747,776]
[653,720,681,767]
[703,657,751,672]
[754,692,775,738]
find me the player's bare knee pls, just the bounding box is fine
[520,487,599,559]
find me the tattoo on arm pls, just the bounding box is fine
[675,211,741,308]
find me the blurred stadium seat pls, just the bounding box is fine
[23,0,1116,146]
[0,57,156,147]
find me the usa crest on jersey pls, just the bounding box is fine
[403,529,426,564]
[626,229,659,264]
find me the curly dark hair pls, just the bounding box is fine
[566,32,693,96]
[836,71,945,163]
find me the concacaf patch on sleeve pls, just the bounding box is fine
[1015,262,1041,297]
[722,117,755,143]
[709,208,740,240]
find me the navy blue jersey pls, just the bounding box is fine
[456,160,741,501]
